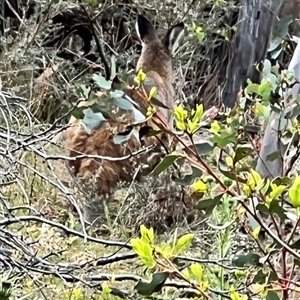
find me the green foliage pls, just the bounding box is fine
[129,226,214,297]
[188,22,206,42]
[173,104,204,133]
[0,282,12,300]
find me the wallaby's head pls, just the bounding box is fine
[135,15,184,82]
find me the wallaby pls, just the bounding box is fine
[64,15,185,224]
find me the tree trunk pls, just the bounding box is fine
[222,0,285,108]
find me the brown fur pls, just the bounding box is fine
[64,15,184,217]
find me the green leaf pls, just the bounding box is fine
[270,47,282,60]
[78,84,91,99]
[233,145,252,164]
[131,238,155,268]
[290,239,300,250]
[0,282,11,299]
[245,83,259,94]
[263,59,272,74]
[140,225,154,244]
[110,90,124,99]
[275,17,292,41]
[151,153,179,175]
[268,36,282,52]
[289,176,300,208]
[258,81,272,101]
[113,97,146,122]
[92,74,112,90]
[269,199,287,221]
[132,107,146,122]
[173,233,194,255]
[190,263,203,280]
[82,108,106,133]
[134,69,146,85]
[150,97,169,109]
[266,151,281,162]
[135,272,170,296]
[266,291,280,300]
[139,126,163,140]
[111,75,128,90]
[71,107,87,119]
[252,270,278,284]
[211,132,237,148]
[148,87,158,100]
[113,97,134,110]
[256,204,270,216]
[232,253,261,267]
[172,166,203,186]
[191,104,204,123]
[197,194,223,215]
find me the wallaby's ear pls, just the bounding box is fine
[135,15,157,43]
[163,23,185,55]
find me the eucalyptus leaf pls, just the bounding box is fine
[114,97,135,110]
[113,128,136,145]
[270,47,282,60]
[92,74,112,90]
[268,37,282,52]
[82,108,106,134]
[110,90,124,99]
[78,84,91,99]
[132,107,146,122]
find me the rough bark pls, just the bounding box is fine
[223,0,285,108]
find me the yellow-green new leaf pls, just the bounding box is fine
[174,233,194,255]
[131,238,156,268]
[289,175,300,208]
[140,225,155,244]
[230,286,248,300]
[210,120,221,133]
[192,104,204,123]
[148,87,158,100]
[191,180,207,193]
[190,263,203,281]
[248,169,262,190]
[252,226,261,240]
[225,156,234,167]
[187,119,200,134]
[134,69,146,85]
[102,282,112,295]
[269,183,286,201]
[174,105,188,123]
